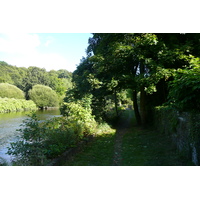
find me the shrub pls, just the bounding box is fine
[0,97,37,113]
[7,113,47,165]
[61,101,97,135]
[7,104,97,165]
[0,83,25,99]
[28,84,59,109]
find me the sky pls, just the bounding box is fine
[0,33,92,72]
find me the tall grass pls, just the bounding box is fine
[0,97,37,113]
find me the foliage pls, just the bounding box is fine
[68,33,200,126]
[0,61,27,87]
[7,101,100,165]
[7,113,47,165]
[28,84,59,108]
[48,69,72,96]
[0,97,37,113]
[0,157,8,166]
[168,57,200,111]
[7,113,81,165]
[0,83,25,99]
[0,61,72,101]
[60,101,97,137]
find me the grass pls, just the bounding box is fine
[64,129,116,166]
[121,126,193,166]
[120,110,193,166]
[61,110,194,166]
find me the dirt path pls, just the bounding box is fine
[112,110,133,166]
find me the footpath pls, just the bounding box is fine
[62,110,192,166]
[112,110,133,166]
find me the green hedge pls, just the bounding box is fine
[0,97,37,113]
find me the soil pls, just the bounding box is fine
[112,110,133,166]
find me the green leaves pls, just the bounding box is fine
[87,74,102,89]
[0,97,37,113]
[7,99,99,165]
[0,62,72,100]
[168,59,200,111]
[60,101,97,137]
[28,84,59,108]
[0,83,25,99]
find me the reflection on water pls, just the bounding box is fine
[0,109,61,165]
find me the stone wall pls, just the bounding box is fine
[154,107,200,165]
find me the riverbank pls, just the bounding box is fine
[0,97,37,113]
[0,109,61,165]
[61,110,193,166]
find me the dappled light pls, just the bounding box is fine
[1,33,200,166]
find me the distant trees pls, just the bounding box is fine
[28,84,59,109]
[0,83,25,99]
[0,61,27,88]
[22,67,51,98]
[0,61,72,100]
[0,61,73,111]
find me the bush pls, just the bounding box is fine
[28,84,59,109]
[7,113,47,165]
[0,97,37,113]
[60,101,97,137]
[0,83,25,99]
[7,102,98,165]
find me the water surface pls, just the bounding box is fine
[0,109,61,165]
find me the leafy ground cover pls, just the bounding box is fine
[62,110,194,166]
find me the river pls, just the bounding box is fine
[0,109,61,165]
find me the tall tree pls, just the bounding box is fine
[66,33,200,125]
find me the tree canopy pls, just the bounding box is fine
[0,61,72,99]
[64,33,200,125]
[28,84,59,109]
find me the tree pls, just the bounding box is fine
[48,70,72,96]
[168,57,200,111]
[57,69,72,79]
[0,83,25,99]
[86,33,200,125]
[22,67,51,99]
[0,61,28,89]
[63,33,200,126]
[28,84,59,109]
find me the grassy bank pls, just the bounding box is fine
[63,127,116,166]
[62,110,193,166]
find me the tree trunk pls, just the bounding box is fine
[133,90,141,126]
[114,89,119,117]
[140,86,147,125]
[140,62,147,125]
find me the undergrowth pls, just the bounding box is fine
[63,125,116,166]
